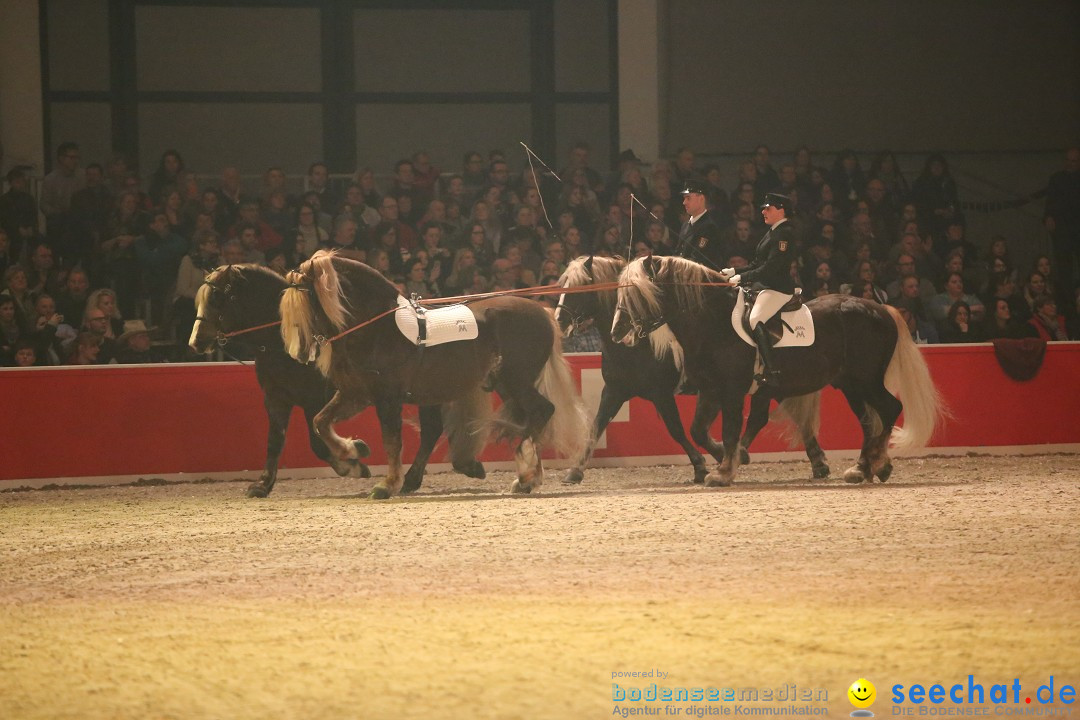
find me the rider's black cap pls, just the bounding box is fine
[681,179,709,196]
[760,192,791,211]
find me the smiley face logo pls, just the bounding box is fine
[848,678,876,714]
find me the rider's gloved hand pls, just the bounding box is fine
[720,267,735,280]
[729,274,741,286]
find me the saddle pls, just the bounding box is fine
[394,295,479,347]
[732,288,815,348]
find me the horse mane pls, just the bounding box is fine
[289,250,399,332]
[619,256,724,319]
[559,255,625,314]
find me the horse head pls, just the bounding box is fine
[556,255,628,337]
[189,264,287,355]
[611,255,665,346]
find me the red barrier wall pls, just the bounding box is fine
[2,343,1078,485]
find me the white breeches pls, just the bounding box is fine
[749,289,793,329]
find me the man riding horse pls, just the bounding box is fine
[675,180,724,270]
[722,192,797,387]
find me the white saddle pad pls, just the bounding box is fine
[394,296,479,347]
[731,290,815,348]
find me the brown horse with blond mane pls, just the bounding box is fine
[279,250,587,498]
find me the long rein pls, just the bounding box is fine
[218,277,735,346]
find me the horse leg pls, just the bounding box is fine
[704,391,745,487]
[313,391,373,478]
[803,435,831,479]
[562,384,628,485]
[402,405,443,495]
[738,393,772,467]
[651,392,709,485]
[865,384,903,482]
[248,398,290,499]
[688,394,725,463]
[511,437,544,494]
[839,386,874,484]
[304,404,371,480]
[370,399,405,500]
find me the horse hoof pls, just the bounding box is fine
[453,460,486,480]
[358,462,372,479]
[704,471,733,487]
[875,462,893,482]
[812,464,830,480]
[561,468,584,485]
[739,447,751,465]
[843,466,868,484]
[510,479,533,494]
[400,472,421,495]
[353,439,371,458]
[369,486,392,500]
[245,484,270,498]
[692,466,708,484]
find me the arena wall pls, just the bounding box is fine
[2,343,1078,488]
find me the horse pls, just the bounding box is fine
[611,256,941,486]
[189,263,484,497]
[555,255,830,485]
[279,251,588,498]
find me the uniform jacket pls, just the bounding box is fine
[737,219,797,294]
[676,210,724,270]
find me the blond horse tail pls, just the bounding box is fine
[536,314,590,459]
[884,304,945,449]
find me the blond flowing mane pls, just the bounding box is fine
[559,255,625,314]
[617,255,723,320]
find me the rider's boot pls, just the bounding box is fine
[752,324,781,387]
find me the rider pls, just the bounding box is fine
[723,192,798,387]
[675,179,724,270]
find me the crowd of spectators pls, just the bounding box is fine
[1,140,1077,366]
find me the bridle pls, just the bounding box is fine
[196,270,280,348]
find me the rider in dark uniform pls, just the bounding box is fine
[723,192,798,387]
[675,180,725,270]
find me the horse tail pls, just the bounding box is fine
[774,391,822,449]
[536,314,590,459]
[443,388,494,468]
[884,304,945,449]
[280,269,317,364]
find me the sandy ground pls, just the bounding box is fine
[1,453,1078,720]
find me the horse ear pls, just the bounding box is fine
[644,253,658,280]
[583,255,593,275]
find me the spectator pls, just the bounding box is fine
[0,166,39,253]
[868,150,910,209]
[134,211,187,323]
[54,267,91,329]
[147,149,185,205]
[9,338,39,367]
[39,141,86,247]
[843,260,889,304]
[829,149,866,217]
[373,195,417,251]
[260,190,294,240]
[983,298,1037,341]
[410,151,440,206]
[215,166,247,226]
[458,221,495,269]
[1027,295,1069,341]
[219,238,246,266]
[115,319,165,363]
[490,257,524,292]
[442,247,478,297]
[928,271,985,325]
[1043,147,1080,299]
[23,241,63,298]
[402,257,434,298]
[65,330,103,365]
[173,231,221,345]
[370,220,405,273]
[229,200,282,251]
[235,223,267,265]
[84,288,125,340]
[561,141,604,196]
[1,265,35,327]
[1020,270,1049,316]
[292,202,330,262]
[939,300,985,343]
[305,161,339,214]
[979,271,1029,323]
[909,153,961,238]
[341,183,380,230]
[98,191,145,316]
[0,295,26,363]
[353,167,382,211]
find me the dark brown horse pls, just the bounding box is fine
[279,251,588,498]
[189,264,483,497]
[555,255,830,484]
[612,256,942,486]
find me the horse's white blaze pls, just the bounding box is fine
[611,307,638,346]
[554,293,566,323]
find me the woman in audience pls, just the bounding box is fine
[983,298,1037,340]
[939,300,984,343]
[292,202,329,262]
[173,231,221,346]
[929,271,984,325]
[84,288,125,340]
